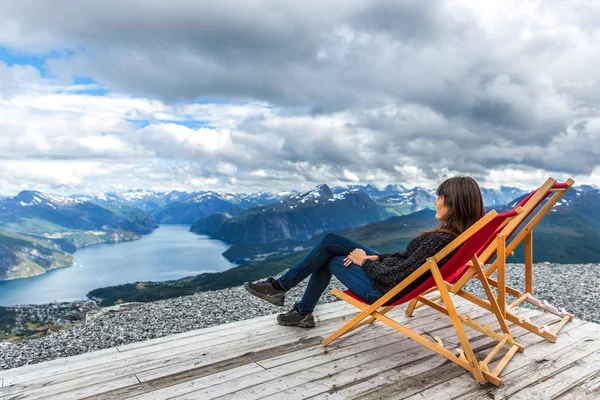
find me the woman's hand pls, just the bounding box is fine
[344,248,367,267]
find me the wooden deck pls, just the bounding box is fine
[1,295,600,399]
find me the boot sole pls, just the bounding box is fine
[277,318,315,328]
[243,283,285,307]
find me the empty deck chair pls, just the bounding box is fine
[406,177,575,343]
[322,209,523,386]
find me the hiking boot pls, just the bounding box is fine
[277,303,315,328]
[244,277,286,307]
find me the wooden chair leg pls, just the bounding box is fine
[406,288,437,316]
[405,298,420,317]
[470,256,512,337]
[429,259,485,383]
[525,230,533,295]
[497,234,507,317]
[354,306,394,329]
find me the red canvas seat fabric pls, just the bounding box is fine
[344,209,518,307]
[444,180,570,284]
[516,181,568,209]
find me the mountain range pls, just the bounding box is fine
[188,184,527,246]
[86,185,600,306]
[0,182,588,281]
[198,184,600,265]
[76,190,292,224]
[74,184,528,225]
[0,191,157,235]
[0,191,157,280]
[199,185,384,244]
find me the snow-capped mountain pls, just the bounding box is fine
[12,191,86,209]
[208,184,385,243]
[377,187,436,206]
[0,191,157,235]
[481,186,528,207]
[71,189,292,224]
[331,184,397,199]
[331,184,526,216]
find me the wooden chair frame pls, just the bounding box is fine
[406,177,575,343]
[322,210,523,386]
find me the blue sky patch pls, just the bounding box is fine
[0,46,50,76]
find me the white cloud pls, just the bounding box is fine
[215,162,238,176]
[343,169,360,182]
[0,1,598,195]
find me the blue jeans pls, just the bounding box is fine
[278,233,383,313]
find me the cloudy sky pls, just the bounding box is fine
[0,0,599,195]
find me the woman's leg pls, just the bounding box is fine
[297,255,382,313]
[278,233,378,291]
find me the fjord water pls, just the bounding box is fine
[0,225,238,306]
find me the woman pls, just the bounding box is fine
[244,176,485,328]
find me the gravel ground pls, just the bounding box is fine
[464,263,600,323]
[1,263,599,370]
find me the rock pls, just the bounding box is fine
[64,310,85,321]
[47,319,72,333]
[85,302,145,323]
[81,300,99,312]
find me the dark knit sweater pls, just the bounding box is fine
[361,231,457,300]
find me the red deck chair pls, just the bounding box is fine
[406,177,575,343]
[322,209,522,386]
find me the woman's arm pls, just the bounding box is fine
[376,251,406,261]
[361,234,452,286]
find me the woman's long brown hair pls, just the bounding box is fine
[425,176,485,237]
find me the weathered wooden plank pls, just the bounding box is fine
[123,323,412,400]
[349,314,575,400]
[166,304,505,399]
[416,322,600,400]
[508,349,600,399]
[170,337,416,399]
[303,308,550,400]
[470,324,600,400]
[5,294,593,400]
[122,303,494,400]
[264,309,551,400]
[127,304,450,398]
[1,303,353,386]
[257,301,486,370]
[4,302,396,399]
[323,314,576,400]
[117,299,351,353]
[2,304,359,392]
[44,376,140,400]
[83,338,324,400]
[1,325,331,399]
[0,297,490,399]
[0,347,120,381]
[124,363,267,400]
[556,369,600,399]
[133,301,460,383]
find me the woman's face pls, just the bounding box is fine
[435,195,448,220]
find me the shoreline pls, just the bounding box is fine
[0,230,145,283]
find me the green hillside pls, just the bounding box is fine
[0,231,76,280]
